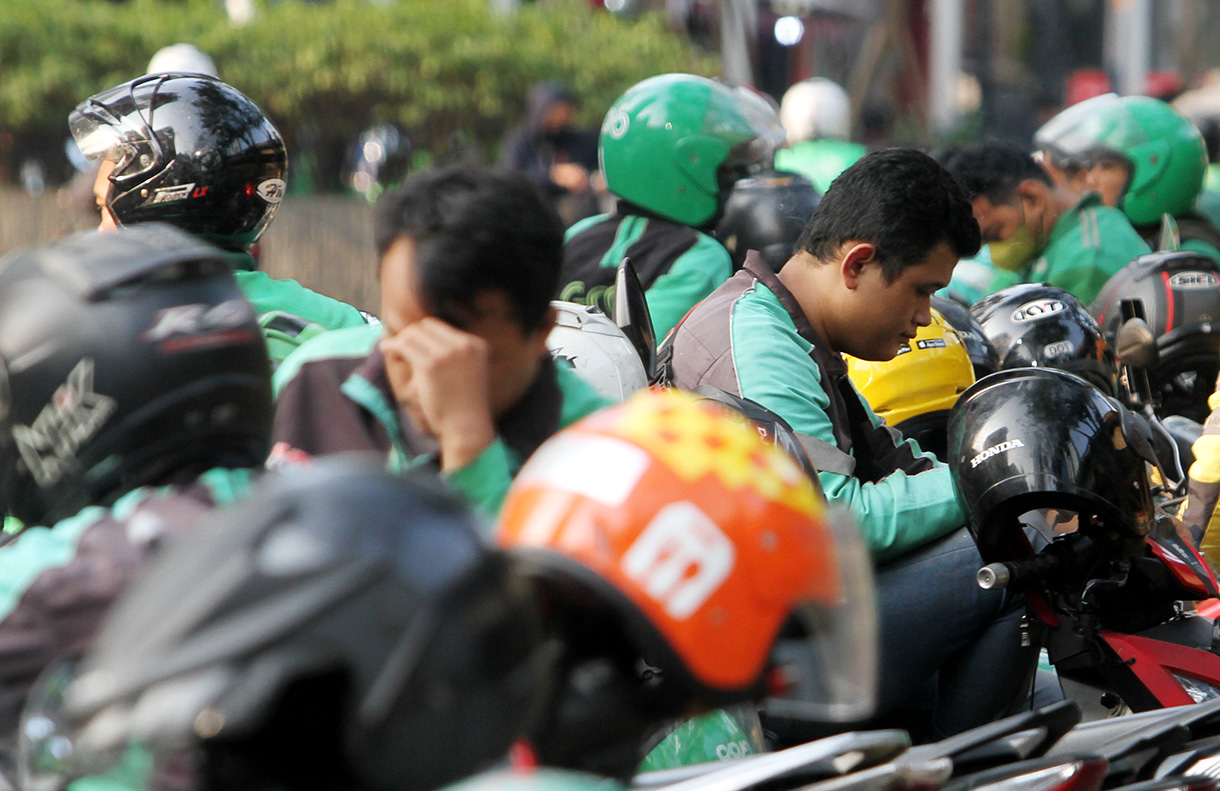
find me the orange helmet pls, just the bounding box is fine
[497,389,877,721]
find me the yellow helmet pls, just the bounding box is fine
[845,309,975,458]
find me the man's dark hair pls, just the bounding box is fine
[795,148,981,281]
[375,165,564,331]
[940,139,1052,205]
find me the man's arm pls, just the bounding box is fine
[730,295,964,562]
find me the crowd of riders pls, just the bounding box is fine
[7,39,1220,791]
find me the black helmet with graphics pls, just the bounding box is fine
[69,73,287,250]
[1089,250,1220,422]
[971,283,1117,396]
[0,224,271,526]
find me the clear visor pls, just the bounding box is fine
[764,504,878,722]
[1037,94,1142,168]
[68,79,166,183]
[22,660,227,791]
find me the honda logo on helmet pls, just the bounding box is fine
[1011,299,1066,323]
[1169,271,1219,290]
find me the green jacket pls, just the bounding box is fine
[668,257,963,562]
[560,211,731,340]
[1025,193,1151,306]
[271,324,610,517]
[774,138,866,194]
[223,250,372,363]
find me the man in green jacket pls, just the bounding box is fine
[559,74,784,339]
[1035,94,1220,265]
[942,140,1150,307]
[70,73,371,363]
[272,166,609,516]
[667,148,1036,739]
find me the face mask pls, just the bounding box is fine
[988,224,1038,272]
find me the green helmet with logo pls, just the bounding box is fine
[1038,95,1206,225]
[599,74,783,228]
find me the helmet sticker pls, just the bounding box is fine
[515,432,650,510]
[915,338,947,349]
[13,359,117,487]
[621,501,735,619]
[970,438,1026,469]
[1042,340,1074,359]
[143,300,256,353]
[148,183,196,205]
[1169,271,1220,290]
[1011,299,1067,323]
[256,178,286,204]
[606,111,630,140]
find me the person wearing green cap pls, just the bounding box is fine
[942,140,1150,307]
[1036,94,1220,264]
[558,74,785,339]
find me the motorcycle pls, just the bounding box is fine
[947,365,1220,718]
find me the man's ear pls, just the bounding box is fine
[839,242,878,290]
[1016,178,1047,214]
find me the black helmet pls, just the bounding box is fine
[931,295,1001,380]
[947,368,1158,564]
[714,168,820,271]
[0,224,271,526]
[61,459,551,791]
[971,283,1118,396]
[69,73,287,250]
[1090,250,1220,422]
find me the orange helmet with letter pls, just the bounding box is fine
[497,389,877,721]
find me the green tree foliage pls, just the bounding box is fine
[0,0,717,178]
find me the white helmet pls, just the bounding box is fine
[779,78,851,144]
[547,302,648,403]
[146,43,219,77]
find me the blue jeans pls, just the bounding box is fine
[873,526,1038,739]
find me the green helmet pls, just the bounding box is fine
[1037,95,1207,225]
[599,74,783,228]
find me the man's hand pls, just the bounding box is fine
[380,318,497,471]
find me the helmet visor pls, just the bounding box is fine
[1035,93,1124,165]
[712,84,787,176]
[764,504,878,722]
[68,77,170,184]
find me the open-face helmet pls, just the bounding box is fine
[1036,94,1206,226]
[70,74,287,250]
[599,74,785,228]
[971,283,1117,396]
[947,368,1158,563]
[497,389,876,776]
[0,224,271,526]
[57,459,551,791]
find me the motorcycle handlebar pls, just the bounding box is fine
[977,553,1064,591]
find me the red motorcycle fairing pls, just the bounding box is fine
[1102,629,1220,708]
